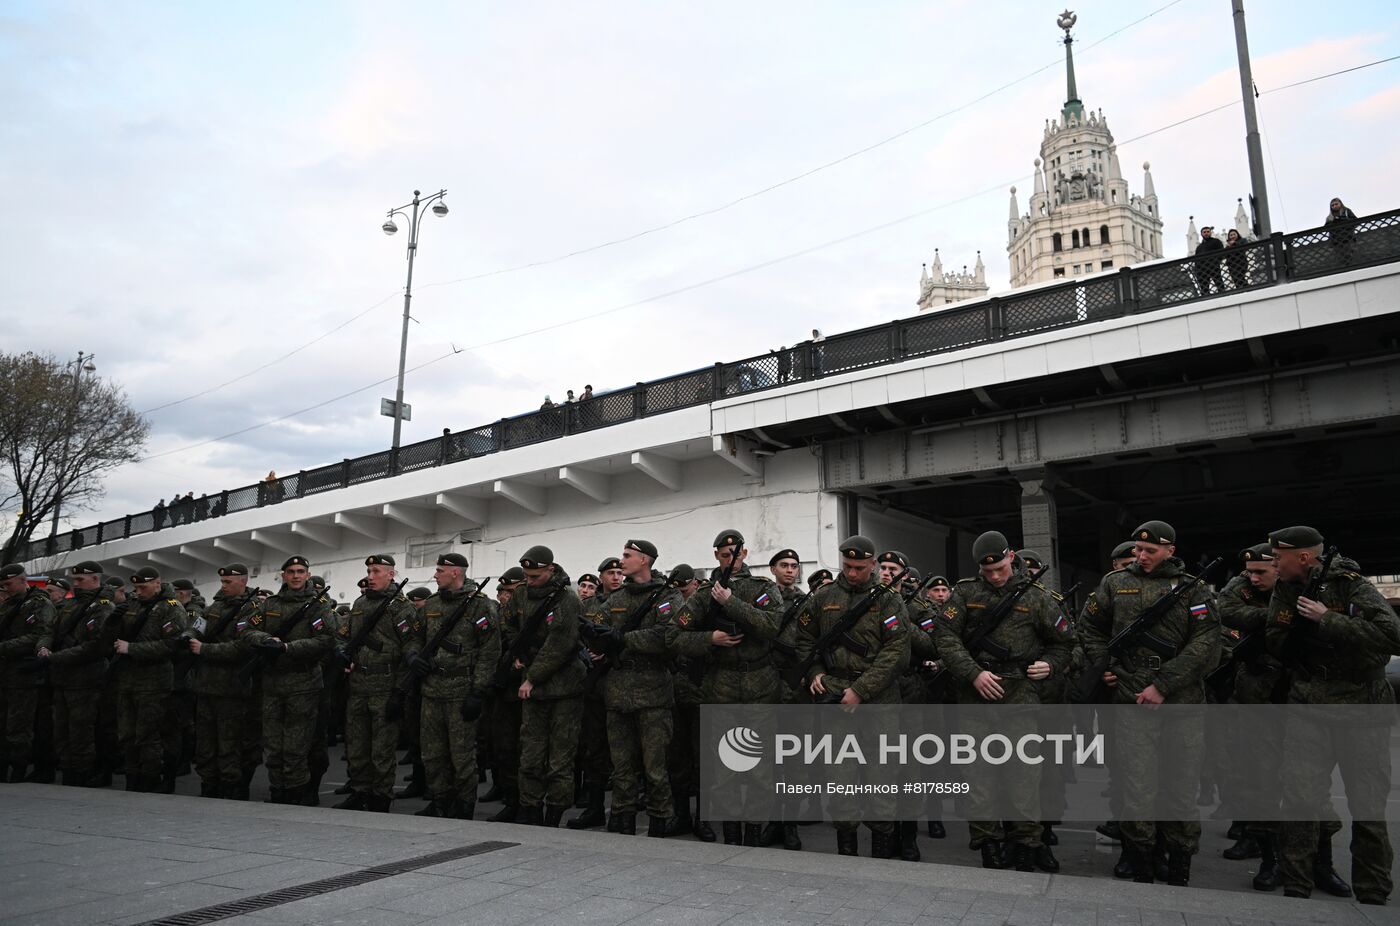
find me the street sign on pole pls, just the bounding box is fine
[380,398,412,421]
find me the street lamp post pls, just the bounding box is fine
[50,350,97,538]
[382,188,449,450]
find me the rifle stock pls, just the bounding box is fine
[384,578,491,721]
[798,566,910,679]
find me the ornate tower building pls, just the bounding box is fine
[1006,11,1164,288]
[917,249,989,311]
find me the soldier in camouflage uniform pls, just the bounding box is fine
[485,566,526,820]
[675,531,787,847]
[501,546,586,827]
[769,549,809,703]
[664,563,706,838]
[393,586,433,803]
[568,558,623,831]
[187,563,259,799]
[93,576,128,786]
[1265,525,1400,906]
[410,552,499,820]
[589,539,682,836]
[0,563,56,782]
[794,536,911,859]
[161,577,202,789]
[934,533,1075,872]
[331,554,417,812]
[110,567,186,793]
[241,556,336,805]
[1079,520,1221,886]
[33,561,111,787]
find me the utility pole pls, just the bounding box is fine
[1232,0,1272,237]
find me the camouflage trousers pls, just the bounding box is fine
[161,690,194,777]
[261,690,320,789]
[345,689,399,798]
[0,686,39,768]
[607,705,673,817]
[489,696,522,802]
[576,693,612,790]
[52,687,101,774]
[195,695,248,790]
[1278,700,1394,902]
[421,697,479,804]
[963,704,1043,849]
[519,697,583,810]
[667,702,700,804]
[1115,707,1204,855]
[116,690,165,778]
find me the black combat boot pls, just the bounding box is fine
[396,773,427,800]
[415,800,444,817]
[478,771,503,804]
[1227,821,1246,840]
[89,766,113,788]
[647,815,678,838]
[870,830,895,860]
[198,780,217,798]
[231,782,250,801]
[743,823,763,847]
[1313,835,1353,897]
[671,797,694,836]
[516,805,542,827]
[782,824,802,851]
[543,805,566,828]
[1224,836,1261,860]
[333,782,354,795]
[487,790,519,823]
[567,786,606,829]
[695,820,717,843]
[1130,845,1154,884]
[1166,848,1191,887]
[836,830,859,856]
[297,782,320,806]
[1035,827,1060,873]
[1042,822,1059,846]
[1152,832,1170,882]
[927,820,946,839]
[333,791,368,811]
[1012,844,1035,873]
[758,822,783,847]
[8,763,29,783]
[1253,835,1282,891]
[618,812,637,836]
[1113,846,1135,879]
[607,811,623,833]
[722,822,743,846]
[1096,820,1122,842]
[264,787,284,804]
[897,821,921,862]
[453,800,476,821]
[980,843,1008,870]
[365,794,392,813]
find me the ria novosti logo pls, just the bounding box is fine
[717,726,764,772]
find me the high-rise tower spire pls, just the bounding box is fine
[1058,10,1084,124]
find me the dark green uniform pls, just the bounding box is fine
[340,585,417,802]
[1266,555,1400,904]
[242,585,335,800]
[44,588,113,784]
[0,587,55,778]
[190,590,258,797]
[1079,557,1220,858]
[112,585,186,791]
[418,581,500,816]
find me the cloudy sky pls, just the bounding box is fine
[4,0,1398,533]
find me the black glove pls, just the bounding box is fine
[333,646,353,670]
[597,626,626,658]
[459,694,484,721]
[256,639,287,655]
[407,654,433,679]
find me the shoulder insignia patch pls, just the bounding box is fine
[336,623,350,638]
[474,614,490,631]
[1189,603,1210,621]
[1276,609,1292,626]
[677,613,691,627]
[822,604,843,612]
[657,601,672,615]
[882,613,900,632]
[86,618,98,632]
[1054,614,1070,634]
[1228,628,1241,640]
[755,592,770,607]
[161,621,175,633]
[919,616,935,631]
[250,613,263,626]
[1014,605,1030,613]
[798,611,812,626]
[310,616,325,632]
[1115,588,1141,595]
[395,618,410,634]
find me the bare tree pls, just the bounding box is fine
[0,351,149,563]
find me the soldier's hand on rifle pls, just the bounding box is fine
[1296,597,1328,622]
[809,673,827,695]
[257,638,287,654]
[1026,660,1051,680]
[1136,683,1165,707]
[37,647,51,658]
[840,687,862,709]
[710,584,733,605]
[711,630,743,647]
[114,639,130,655]
[512,658,525,670]
[407,654,433,679]
[973,671,1005,701]
[1102,670,1118,688]
[188,639,203,656]
[518,678,533,700]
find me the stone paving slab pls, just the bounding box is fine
[1,784,1399,926]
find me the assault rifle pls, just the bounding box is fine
[236,586,333,684]
[918,564,1049,694]
[797,566,910,683]
[1076,558,1223,702]
[770,590,813,661]
[693,545,741,636]
[103,594,163,684]
[384,578,491,722]
[1278,546,1340,674]
[15,592,105,677]
[332,578,411,672]
[173,590,257,684]
[579,580,673,669]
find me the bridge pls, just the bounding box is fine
[22,210,1400,594]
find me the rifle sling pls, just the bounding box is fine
[203,594,254,644]
[508,588,566,668]
[344,580,410,661]
[964,566,1049,661]
[421,590,486,660]
[53,595,101,650]
[0,588,43,639]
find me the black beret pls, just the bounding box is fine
[218,563,249,577]
[877,550,908,568]
[597,557,622,573]
[713,529,745,549]
[356,578,369,589]
[769,549,800,567]
[838,536,876,560]
[104,575,126,588]
[172,578,196,591]
[1018,549,1045,569]
[281,556,310,570]
[365,554,396,567]
[668,563,696,585]
[0,563,25,580]
[1111,541,1137,561]
[903,568,922,583]
[70,561,104,575]
[336,604,352,615]
[50,577,72,592]
[1269,526,1324,549]
[520,545,554,569]
[310,575,326,589]
[807,568,834,588]
[624,539,658,560]
[1132,521,1176,545]
[130,566,161,583]
[437,552,469,568]
[500,566,526,583]
[1240,543,1275,562]
[577,573,600,586]
[972,531,1012,567]
[928,575,950,588]
[407,587,433,601]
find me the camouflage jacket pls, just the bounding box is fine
[673,567,784,703]
[44,587,113,689]
[596,575,682,711]
[0,587,55,688]
[1078,558,1220,704]
[420,582,500,700]
[1265,556,1400,704]
[191,590,260,697]
[112,584,187,693]
[339,586,418,695]
[793,572,910,703]
[500,571,585,701]
[242,584,336,695]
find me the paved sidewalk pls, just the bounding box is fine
[1,784,1397,926]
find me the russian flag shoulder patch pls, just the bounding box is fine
[755,592,770,606]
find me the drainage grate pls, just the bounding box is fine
[137,840,517,926]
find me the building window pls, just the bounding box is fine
[1100,224,1110,244]
[1052,233,1062,252]
[1054,267,1065,278]
[1071,230,1080,249]
[1083,228,1091,247]
[1102,259,1114,270]
[1073,264,1081,274]
[408,538,453,569]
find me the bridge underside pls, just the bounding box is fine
[749,314,1400,578]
